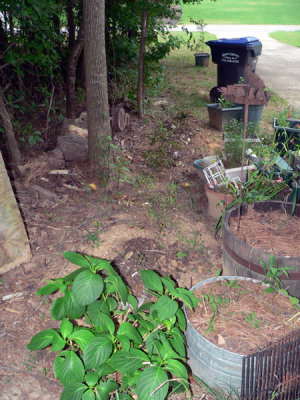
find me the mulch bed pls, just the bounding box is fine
[187,279,299,354]
[229,206,300,257]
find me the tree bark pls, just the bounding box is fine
[83,0,111,167]
[67,0,75,50]
[137,3,148,119]
[66,22,84,119]
[0,86,21,164]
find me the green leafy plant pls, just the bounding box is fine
[28,252,199,400]
[218,95,234,109]
[187,18,207,53]
[244,311,263,329]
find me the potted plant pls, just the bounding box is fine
[273,110,300,153]
[187,18,210,67]
[207,97,243,131]
[185,274,299,395]
[27,252,199,400]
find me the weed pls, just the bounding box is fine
[177,231,205,255]
[176,251,187,259]
[244,311,263,329]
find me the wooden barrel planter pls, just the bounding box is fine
[222,201,300,297]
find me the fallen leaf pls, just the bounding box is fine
[89,183,97,191]
[217,334,226,345]
[5,308,20,314]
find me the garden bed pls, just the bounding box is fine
[187,278,298,354]
[229,206,300,257]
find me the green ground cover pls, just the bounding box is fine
[180,0,300,25]
[269,30,300,47]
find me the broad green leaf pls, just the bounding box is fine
[85,372,98,387]
[165,359,188,379]
[96,381,118,400]
[64,289,86,319]
[63,268,86,283]
[85,256,116,275]
[73,270,104,306]
[59,351,85,387]
[154,296,178,320]
[161,340,182,361]
[169,328,186,358]
[51,297,66,320]
[136,366,169,400]
[94,363,115,377]
[27,329,55,350]
[60,318,73,339]
[106,297,118,311]
[68,328,95,352]
[137,302,154,312]
[82,389,95,400]
[116,334,130,352]
[161,277,177,296]
[100,312,115,335]
[117,322,142,345]
[105,274,128,304]
[176,288,199,308]
[36,280,59,296]
[128,294,138,310]
[60,383,87,400]
[51,330,66,351]
[63,252,91,268]
[87,300,110,326]
[53,355,64,378]
[140,270,163,293]
[83,337,113,370]
[116,395,132,400]
[176,309,186,331]
[108,349,149,374]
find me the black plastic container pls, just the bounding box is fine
[273,118,300,152]
[206,37,262,87]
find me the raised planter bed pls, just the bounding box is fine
[207,103,243,131]
[222,201,300,297]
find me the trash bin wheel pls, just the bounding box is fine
[210,86,222,102]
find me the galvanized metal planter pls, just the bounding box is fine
[185,276,260,392]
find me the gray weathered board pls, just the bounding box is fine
[0,152,31,273]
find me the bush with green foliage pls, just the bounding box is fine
[28,252,199,400]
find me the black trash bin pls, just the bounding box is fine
[206,37,262,101]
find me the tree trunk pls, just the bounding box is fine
[66,22,84,119]
[0,86,21,164]
[137,3,148,119]
[83,0,111,168]
[67,0,75,50]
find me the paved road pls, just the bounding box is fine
[171,25,300,109]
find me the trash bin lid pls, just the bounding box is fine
[206,37,261,47]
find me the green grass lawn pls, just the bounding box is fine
[180,0,300,25]
[269,30,300,47]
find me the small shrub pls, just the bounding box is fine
[28,252,199,400]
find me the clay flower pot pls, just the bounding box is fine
[205,183,234,219]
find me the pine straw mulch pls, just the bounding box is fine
[186,279,299,355]
[229,206,300,257]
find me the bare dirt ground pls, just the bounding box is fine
[0,98,227,399]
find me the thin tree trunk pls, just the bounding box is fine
[66,22,84,118]
[67,0,75,50]
[137,3,148,119]
[83,0,111,168]
[0,86,21,164]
